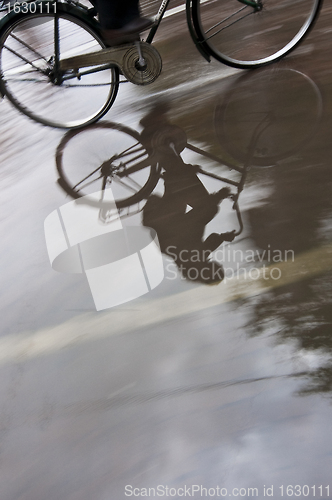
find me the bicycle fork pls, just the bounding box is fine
[52,10,63,85]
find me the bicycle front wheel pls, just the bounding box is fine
[191,0,322,68]
[0,11,119,128]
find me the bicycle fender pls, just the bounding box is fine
[185,0,211,63]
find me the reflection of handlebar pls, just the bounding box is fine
[230,195,244,236]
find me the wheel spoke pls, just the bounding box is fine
[205,5,247,34]
[10,32,49,62]
[204,10,254,41]
[115,142,147,160]
[72,174,104,192]
[2,43,49,74]
[194,0,322,67]
[112,174,143,193]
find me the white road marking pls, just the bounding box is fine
[1,243,332,365]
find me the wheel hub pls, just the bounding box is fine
[122,43,162,86]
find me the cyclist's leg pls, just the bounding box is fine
[96,0,154,46]
[96,0,140,28]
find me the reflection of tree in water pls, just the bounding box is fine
[246,274,332,396]
[242,157,332,397]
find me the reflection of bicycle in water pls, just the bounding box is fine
[55,110,263,283]
[56,67,322,211]
[0,0,323,128]
[56,115,250,231]
[55,67,322,282]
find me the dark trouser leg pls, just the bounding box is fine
[96,0,140,29]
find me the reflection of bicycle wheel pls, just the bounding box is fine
[56,122,160,208]
[215,69,323,166]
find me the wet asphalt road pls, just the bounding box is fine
[1,2,332,499]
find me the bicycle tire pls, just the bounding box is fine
[190,0,323,69]
[56,122,160,209]
[0,7,119,128]
[215,68,323,166]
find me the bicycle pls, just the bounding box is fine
[0,0,323,129]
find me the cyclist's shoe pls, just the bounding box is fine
[222,230,237,242]
[211,187,232,203]
[101,17,154,47]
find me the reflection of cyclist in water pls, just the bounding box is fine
[141,110,235,284]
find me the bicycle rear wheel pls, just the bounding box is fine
[191,0,322,68]
[0,10,119,128]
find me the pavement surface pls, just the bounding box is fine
[0,2,332,499]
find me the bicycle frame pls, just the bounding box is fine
[146,0,171,44]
